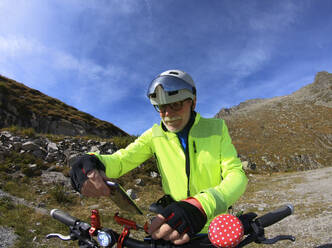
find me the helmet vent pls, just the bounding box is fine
[168,90,178,96]
[169,71,179,75]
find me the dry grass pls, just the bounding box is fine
[0,129,161,247]
[223,102,332,172]
[0,75,128,137]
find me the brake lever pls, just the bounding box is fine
[260,235,296,244]
[46,233,72,241]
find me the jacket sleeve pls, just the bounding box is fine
[194,121,248,220]
[92,129,154,178]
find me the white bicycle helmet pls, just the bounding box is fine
[147,69,196,105]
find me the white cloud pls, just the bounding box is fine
[0,33,132,109]
[198,1,303,90]
[0,35,45,58]
[229,46,270,79]
[249,2,299,32]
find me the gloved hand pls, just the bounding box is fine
[148,199,207,245]
[160,201,207,237]
[69,154,106,193]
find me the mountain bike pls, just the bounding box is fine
[46,204,297,247]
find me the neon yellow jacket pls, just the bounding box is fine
[94,113,248,232]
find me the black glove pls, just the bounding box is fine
[69,154,105,192]
[160,201,207,237]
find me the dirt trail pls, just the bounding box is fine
[236,166,332,248]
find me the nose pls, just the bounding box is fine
[160,105,174,116]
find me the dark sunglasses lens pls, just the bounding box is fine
[170,102,183,111]
[155,100,186,113]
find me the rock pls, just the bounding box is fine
[0,131,12,142]
[13,142,22,151]
[135,178,145,186]
[67,153,81,165]
[47,142,58,152]
[150,171,159,178]
[242,161,249,170]
[45,152,57,163]
[29,164,38,170]
[126,189,137,200]
[32,148,47,159]
[22,141,40,151]
[89,146,100,153]
[0,226,18,248]
[41,171,71,188]
[37,202,46,208]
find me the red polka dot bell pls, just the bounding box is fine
[208,214,244,248]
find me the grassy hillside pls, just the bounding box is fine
[216,71,332,172]
[0,75,128,137]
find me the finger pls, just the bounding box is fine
[172,233,190,245]
[81,180,97,197]
[151,223,173,240]
[87,170,110,196]
[164,229,180,241]
[81,178,109,197]
[148,214,165,234]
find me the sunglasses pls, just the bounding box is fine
[154,99,191,113]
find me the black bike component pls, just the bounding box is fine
[256,204,294,228]
[47,206,296,248]
[316,244,332,248]
[238,212,257,235]
[260,235,296,244]
[48,209,99,247]
[237,205,295,248]
[51,209,78,227]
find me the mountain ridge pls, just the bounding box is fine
[0,75,128,138]
[1,72,331,173]
[215,71,332,172]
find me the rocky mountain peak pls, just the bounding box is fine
[313,71,332,88]
[215,71,332,172]
[290,71,332,107]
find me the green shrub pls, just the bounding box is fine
[50,184,72,204]
[0,82,8,93]
[21,127,36,137]
[0,196,15,210]
[1,126,36,137]
[111,135,137,149]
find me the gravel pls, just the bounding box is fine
[0,226,18,247]
[236,166,332,248]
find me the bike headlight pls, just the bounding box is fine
[97,231,112,247]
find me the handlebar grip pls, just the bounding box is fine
[50,209,78,227]
[256,204,294,228]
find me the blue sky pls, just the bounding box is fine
[0,0,331,135]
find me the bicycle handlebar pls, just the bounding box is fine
[51,209,78,227]
[256,204,293,228]
[47,205,296,248]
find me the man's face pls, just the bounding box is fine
[159,98,196,133]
